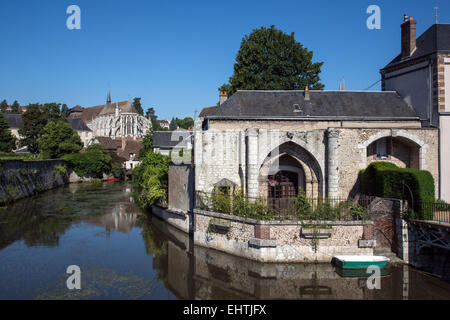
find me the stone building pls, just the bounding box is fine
[68,92,151,142]
[380,15,450,201]
[153,130,193,156]
[194,90,439,201]
[66,117,93,147]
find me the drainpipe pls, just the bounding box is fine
[428,61,433,125]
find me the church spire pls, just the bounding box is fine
[107,89,111,104]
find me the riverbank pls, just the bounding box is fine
[0,159,68,205]
[0,159,117,205]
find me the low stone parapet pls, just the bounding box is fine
[193,208,375,262]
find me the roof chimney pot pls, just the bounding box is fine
[219,91,228,105]
[304,86,310,101]
[401,14,416,59]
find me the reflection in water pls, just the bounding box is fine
[0,182,449,300]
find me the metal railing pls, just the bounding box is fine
[195,191,372,222]
[416,202,450,223]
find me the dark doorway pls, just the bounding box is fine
[268,170,298,209]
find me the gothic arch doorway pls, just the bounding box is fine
[259,142,323,208]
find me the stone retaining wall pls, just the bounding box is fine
[193,209,374,262]
[0,159,68,205]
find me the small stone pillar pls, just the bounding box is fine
[246,129,259,199]
[327,129,340,198]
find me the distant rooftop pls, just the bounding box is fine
[2,113,23,129]
[153,130,193,148]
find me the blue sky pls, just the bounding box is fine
[0,0,449,120]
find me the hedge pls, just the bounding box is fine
[359,162,435,220]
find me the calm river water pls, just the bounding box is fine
[0,182,449,300]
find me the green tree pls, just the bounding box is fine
[0,100,8,113]
[132,151,170,208]
[37,119,83,159]
[63,144,112,177]
[220,25,324,96]
[10,101,20,114]
[139,129,154,158]
[0,113,16,152]
[169,117,177,131]
[145,107,161,130]
[133,98,144,116]
[176,117,194,129]
[41,103,62,122]
[60,104,69,118]
[19,104,48,154]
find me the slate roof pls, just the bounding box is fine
[207,90,419,120]
[3,113,23,129]
[383,24,450,69]
[199,106,218,118]
[153,130,193,148]
[67,117,92,131]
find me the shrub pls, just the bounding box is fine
[132,151,170,208]
[38,120,83,158]
[63,144,111,177]
[359,162,435,220]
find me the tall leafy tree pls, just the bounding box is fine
[10,101,20,114]
[41,103,62,122]
[139,129,154,158]
[176,117,194,129]
[37,119,83,159]
[19,104,48,154]
[169,117,177,131]
[0,113,16,152]
[145,107,160,129]
[60,104,69,118]
[133,97,144,116]
[0,100,8,113]
[219,25,324,96]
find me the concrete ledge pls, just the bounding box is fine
[358,239,377,248]
[248,238,277,249]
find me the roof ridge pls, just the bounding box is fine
[235,90,398,93]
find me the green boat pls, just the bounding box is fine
[335,266,390,278]
[333,255,390,269]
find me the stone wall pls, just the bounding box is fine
[194,124,439,200]
[335,127,439,198]
[168,162,194,213]
[151,205,192,234]
[193,209,374,262]
[0,159,68,205]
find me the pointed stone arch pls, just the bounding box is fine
[258,141,324,199]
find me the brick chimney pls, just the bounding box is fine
[219,91,228,105]
[401,14,416,59]
[304,86,310,101]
